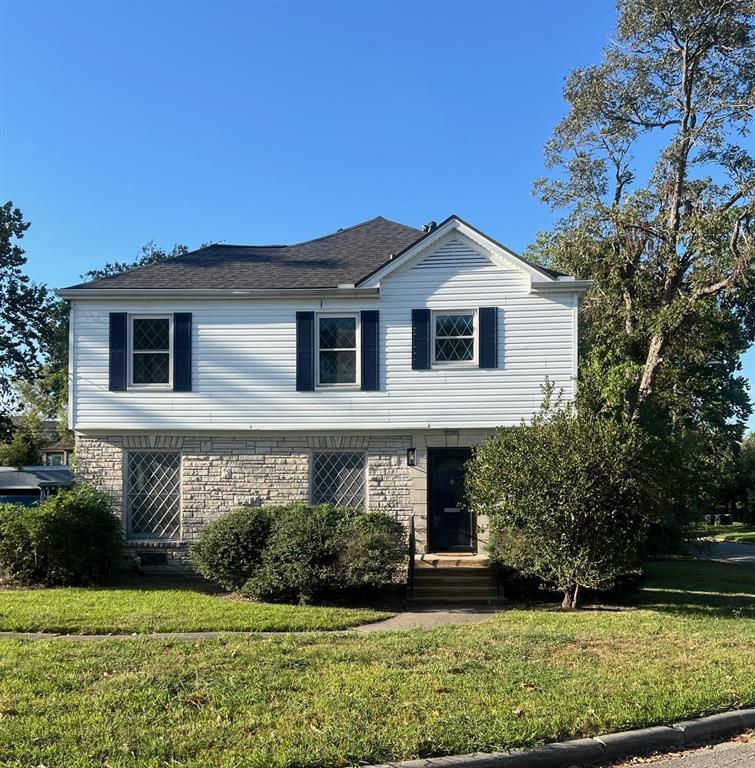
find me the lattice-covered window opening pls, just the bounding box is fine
[311,451,366,509]
[433,311,476,363]
[126,451,181,540]
[317,315,358,386]
[131,316,171,385]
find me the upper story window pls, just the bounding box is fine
[433,310,477,365]
[317,314,359,387]
[130,316,172,387]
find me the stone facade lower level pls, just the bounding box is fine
[75,429,491,570]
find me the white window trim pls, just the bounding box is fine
[128,314,173,390]
[315,312,361,389]
[431,309,478,368]
[309,449,368,511]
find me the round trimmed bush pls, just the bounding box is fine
[337,513,406,588]
[190,506,273,591]
[242,503,358,604]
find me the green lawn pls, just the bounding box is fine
[0,578,390,633]
[691,522,755,544]
[1,560,754,767]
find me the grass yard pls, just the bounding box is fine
[691,522,755,544]
[0,578,390,634]
[0,560,754,767]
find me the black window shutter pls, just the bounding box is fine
[361,310,379,391]
[479,306,498,369]
[173,313,192,392]
[411,309,431,370]
[108,313,128,391]
[296,311,315,391]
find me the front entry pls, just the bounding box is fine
[428,448,474,552]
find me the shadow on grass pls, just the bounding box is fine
[103,572,224,595]
[631,559,755,619]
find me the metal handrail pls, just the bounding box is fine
[407,513,416,599]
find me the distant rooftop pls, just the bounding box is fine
[0,466,73,490]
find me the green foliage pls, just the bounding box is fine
[189,506,273,591]
[0,426,43,466]
[0,202,51,421]
[465,392,661,608]
[242,504,357,603]
[0,485,123,586]
[531,0,755,439]
[337,513,407,588]
[528,0,755,527]
[237,504,406,603]
[737,432,755,523]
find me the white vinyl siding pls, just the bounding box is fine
[70,233,577,431]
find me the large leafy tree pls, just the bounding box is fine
[0,202,49,435]
[533,0,755,433]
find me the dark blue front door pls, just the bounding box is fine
[428,448,474,552]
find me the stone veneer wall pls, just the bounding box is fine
[75,429,493,571]
[75,433,416,570]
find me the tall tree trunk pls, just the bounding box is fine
[627,332,667,421]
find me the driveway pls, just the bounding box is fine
[703,541,755,567]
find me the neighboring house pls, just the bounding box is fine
[58,215,589,578]
[41,438,75,466]
[0,466,73,505]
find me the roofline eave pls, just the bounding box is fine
[55,286,382,300]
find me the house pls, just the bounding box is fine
[0,466,73,505]
[58,215,588,590]
[41,438,75,466]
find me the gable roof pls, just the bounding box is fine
[64,217,423,291]
[59,215,573,295]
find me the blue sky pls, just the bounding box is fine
[2,0,752,429]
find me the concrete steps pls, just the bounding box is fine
[409,555,502,604]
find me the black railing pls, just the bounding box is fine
[407,513,416,599]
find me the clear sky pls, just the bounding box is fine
[2,0,752,430]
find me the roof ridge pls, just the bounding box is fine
[287,216,421,248]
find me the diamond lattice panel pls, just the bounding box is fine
[133,318,170,351]
[435,314,474,338]
[435,337,474,362]
[127,452,181,539]
[312,452,365,509]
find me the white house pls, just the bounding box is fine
[58,215,588,592]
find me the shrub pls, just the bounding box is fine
[0,485,123,586]
[465,391,661,608]
[242,503,358,603]
[0,504,36,583]
[337,513,406,588]
[189,506,273,591]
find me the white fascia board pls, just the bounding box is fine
[359,217,560,288]
[55,287,381,300]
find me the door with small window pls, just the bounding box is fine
[428,448,474,552]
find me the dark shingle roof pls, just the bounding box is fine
[67,217,424,291]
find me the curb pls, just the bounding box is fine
[367,708,755,768]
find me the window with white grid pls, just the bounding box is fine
[311,451,366,509]
[126,451,181,540]
[130,316,171,386]
[432,310,477,364]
